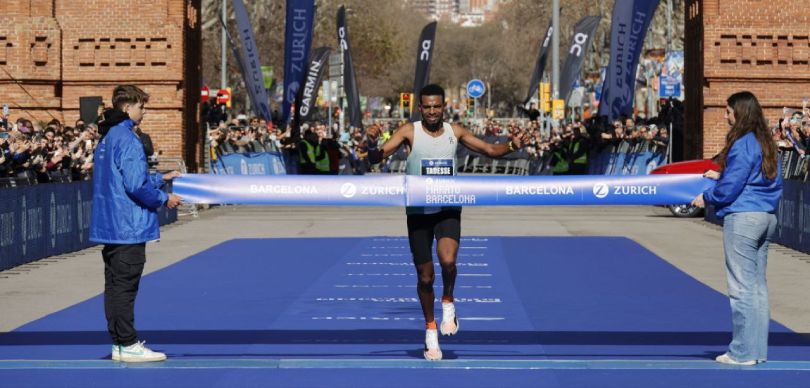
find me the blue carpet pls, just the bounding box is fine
[1,236,808,387]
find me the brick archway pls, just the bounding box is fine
[684,0,810,160]
[0,0,203,170]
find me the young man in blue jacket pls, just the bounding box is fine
[90,85,182,363]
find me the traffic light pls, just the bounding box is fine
[466,97,475,115]
[539,82,551,112]
[400,92,414,117]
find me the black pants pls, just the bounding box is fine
[102,243,146,346]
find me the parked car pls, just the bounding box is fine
[650,158,720,217]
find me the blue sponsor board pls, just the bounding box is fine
[0,181,176,271]
[212,152,286,175]
[174,174,712,207]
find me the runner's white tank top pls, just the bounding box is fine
[406,121,458,215]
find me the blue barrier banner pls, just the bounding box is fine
[216,152,286,175]
[173,174,407,206]
[0,181,176,271]
[174,174,713,207]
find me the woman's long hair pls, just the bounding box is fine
[718,91,778,180]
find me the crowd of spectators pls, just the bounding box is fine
[0,116,98,184]
[207,105,678,176]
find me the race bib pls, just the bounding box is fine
[421,159,454,176]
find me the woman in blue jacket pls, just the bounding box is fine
[692,91,783,365]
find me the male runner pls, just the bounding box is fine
[365,84,528,360]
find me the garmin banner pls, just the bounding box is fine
[523,21,553,106]
[232,0,272,121]
[598,0,661,121]
[211,152,287,176]
[410,21,438,123]
[282,0,316,124]
[174,174,712,206]
[337,5,363,129]
[295,47,331,124]
[559,16,601,104]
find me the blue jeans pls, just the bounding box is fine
[722,211,777,362]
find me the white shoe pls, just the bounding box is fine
[119,341,167,363]
[423,329,442,361]
[715,353,757,366]
[440,303,459,336]
[111,345,120,361]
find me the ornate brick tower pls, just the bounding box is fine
[685,0,810,160]
[0,0,202,169]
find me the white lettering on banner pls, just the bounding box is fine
[420,39,432,61]
[299,59,323,116]
[338,27,348,51]
[50,193,56,248]
[426,194,476,205]
[505,185,574,196]
[0,212,13,247]
[613,185,657,195]
[569,32,589,56]
[542,26,553,48]
[361,186,405,196]
[250,185,319,195]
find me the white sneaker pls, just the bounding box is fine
[111,345,120,361]
[440,303,459,336]
[119,341,167,363]
[715,353,757,366]
[423,329,442,361]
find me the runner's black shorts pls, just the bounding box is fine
[406,209,461,265]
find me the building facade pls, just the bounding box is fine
[0,0,203,169]
[685,0,810,160]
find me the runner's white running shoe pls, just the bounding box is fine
[119,341,167,363]
[424,329,442,361]
[440,302,459,336]
[111,345,120,361]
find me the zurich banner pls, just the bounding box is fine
[598,0,661,121]
[283,0,316,124]
[174,174,713,206]
[174,175,406,206]
[232,0,272,121]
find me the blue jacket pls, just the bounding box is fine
[703,132,783,218]
[89,119,168,244]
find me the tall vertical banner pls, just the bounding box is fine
[231,0,272,121]
[294,47,331,125]
[219,17,250,94]
[337,6,363,129]
[558,16,601,105]
[410,21,438,123]
[283,0,316,124]
[523,21,553,106]
[598,0,661,121]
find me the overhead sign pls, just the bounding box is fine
[467,79,486,99]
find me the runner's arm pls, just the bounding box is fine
[367,124,411,163]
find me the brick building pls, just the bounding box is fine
[0,0,203,169]
[685,0,810,160]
